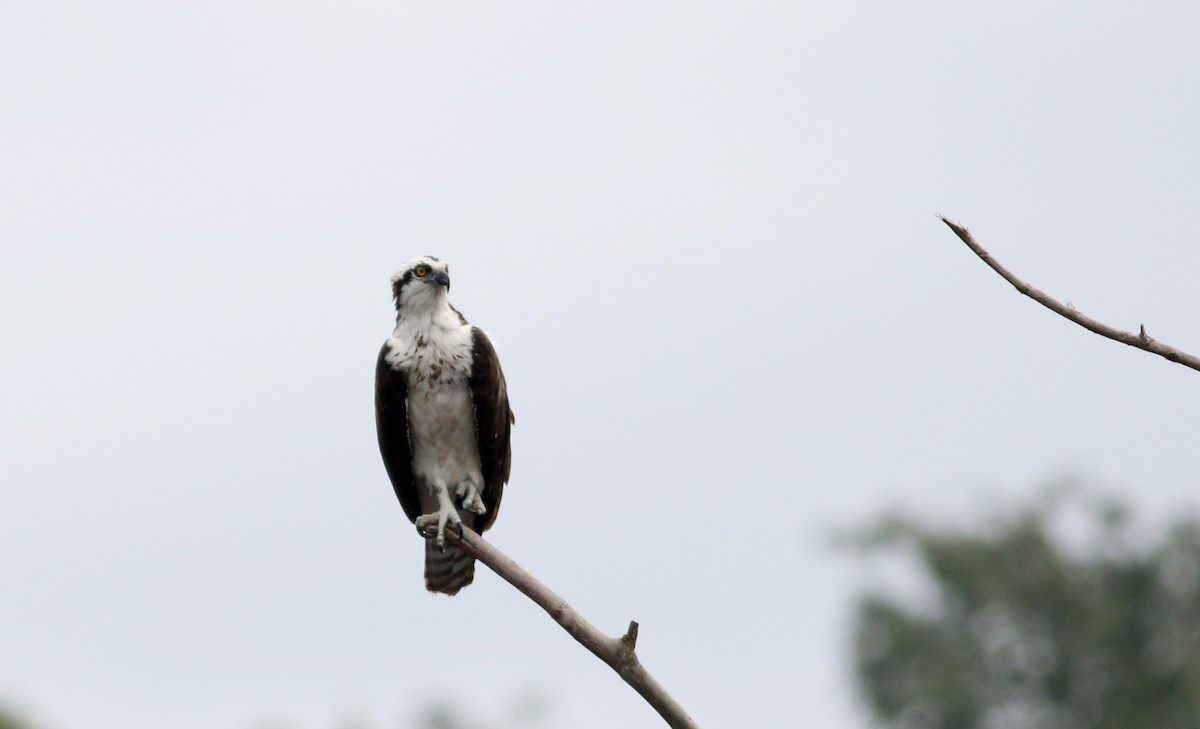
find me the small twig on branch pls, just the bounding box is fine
[445,526,700,729]
[939,216,1200,373]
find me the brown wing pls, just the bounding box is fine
[375,342,422,523]
[468,327,513,532]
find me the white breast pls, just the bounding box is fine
[385,308,482,506]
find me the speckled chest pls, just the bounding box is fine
[384,312,474,390]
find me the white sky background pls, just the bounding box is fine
[2,2,1199,728]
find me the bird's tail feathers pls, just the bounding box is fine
[424,541,475,595]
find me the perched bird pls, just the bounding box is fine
[374,256,514,595]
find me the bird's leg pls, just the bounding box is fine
[456,479,486,515]
[414,480,462,551]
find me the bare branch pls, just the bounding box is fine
[940,216,1200,373]
[445,527,700,729]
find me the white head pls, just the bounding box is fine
[390,256,451,314]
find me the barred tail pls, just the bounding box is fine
[425,541,475,595]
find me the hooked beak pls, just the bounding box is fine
[426,270,450,288]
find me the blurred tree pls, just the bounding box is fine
[411,687,552,729]
[249,689,553,729]
[849,490,1200,729]
[0,705,32,729]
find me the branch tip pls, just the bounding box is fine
[942,217,1200,373]
[622,620,640,649]
[938,215,967,235]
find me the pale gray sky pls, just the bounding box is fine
[2,2,1199,728]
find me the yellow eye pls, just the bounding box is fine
[414,266,429,277]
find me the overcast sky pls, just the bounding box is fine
[3,2,1199,728]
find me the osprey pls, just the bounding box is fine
[374,256,514,595]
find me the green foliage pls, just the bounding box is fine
[411,688,552,729]
[0,706,32,729]
[850,492,1200,729]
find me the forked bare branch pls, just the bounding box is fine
[445,527,700,729]
[940,216,1200,373]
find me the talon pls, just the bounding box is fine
[418,481,466,550]
[415,514,439,539]
[434,508,460,550]
[457,481,487,515]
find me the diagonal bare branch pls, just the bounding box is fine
[445,527,700,729]
[940,216,1200,373]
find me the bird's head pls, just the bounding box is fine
[390,256,451,312]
